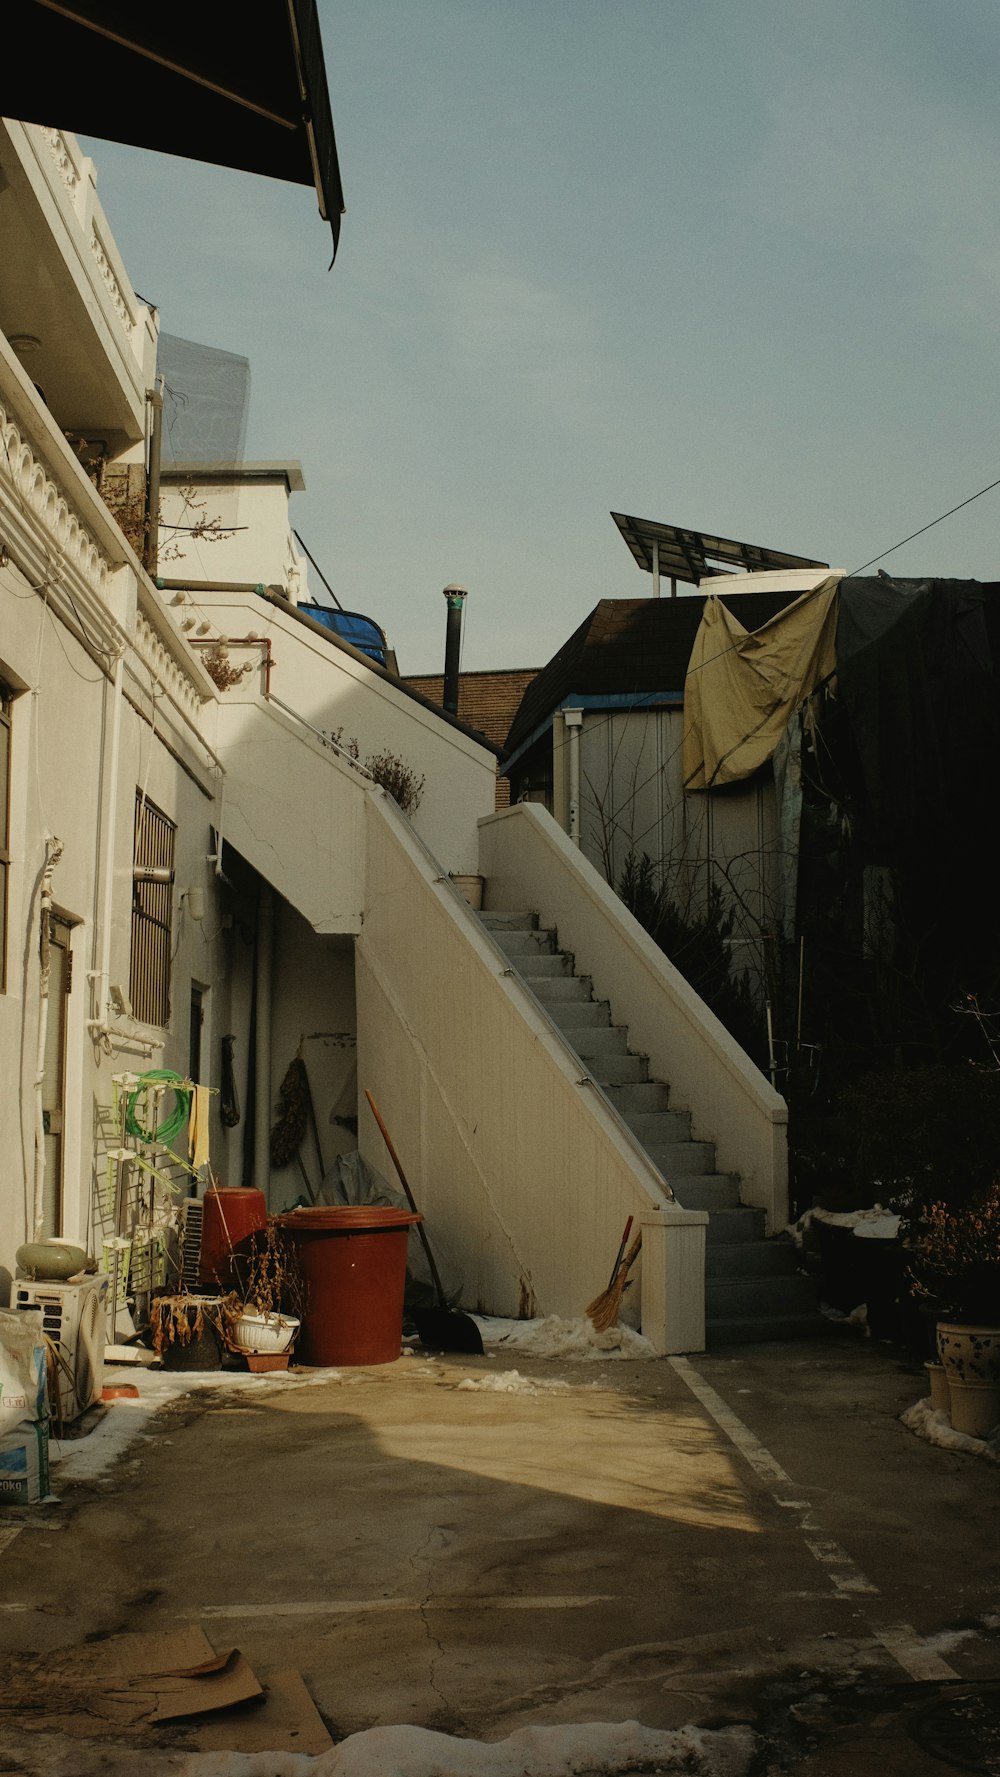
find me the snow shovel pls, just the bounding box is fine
[364,1090,484,1356]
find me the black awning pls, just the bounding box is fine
[5,0,345,258]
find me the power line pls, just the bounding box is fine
[852,472,1000,575]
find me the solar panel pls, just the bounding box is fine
[610,512,828,585]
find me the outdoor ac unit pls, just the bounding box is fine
[11,1275,109,1421]
[179,1199,204,1291]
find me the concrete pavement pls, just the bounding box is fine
[0,1334,997,1772]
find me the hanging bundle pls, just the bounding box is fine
[270,1056,310,1168]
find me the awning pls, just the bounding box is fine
[4,0,346,258]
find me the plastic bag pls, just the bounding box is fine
[0,1307,47,1434]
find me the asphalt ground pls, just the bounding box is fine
[0,1333,997,1774]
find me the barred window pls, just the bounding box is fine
[130,793,175,1026]
[0,682,11,993]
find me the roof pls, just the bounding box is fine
[504,592,801,758]
[611,513,828,584]
[161,462,306,493]
[5,1,345,257]
[405,669,540,752]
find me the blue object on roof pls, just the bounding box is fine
[298,604,388,667]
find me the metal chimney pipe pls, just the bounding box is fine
[442,584,468,716]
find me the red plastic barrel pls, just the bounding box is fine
[199,1187,267,1292]
[276,1205,422,1366]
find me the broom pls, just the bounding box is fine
[586,1229,642,1333]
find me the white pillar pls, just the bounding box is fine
[563,708,583,846]
[639,1206,708,1353]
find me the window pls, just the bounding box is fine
[130,793,175,1026]
[0,682,11,992]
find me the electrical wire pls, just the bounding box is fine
[851,472,1000,575]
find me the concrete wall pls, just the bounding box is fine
[356,793,707,1352]
[478,803,789,1232]
[558,704,781,998]
[159,476,307,595]
[195,587,496,876]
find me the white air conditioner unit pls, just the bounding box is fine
[11,1275,109,1420]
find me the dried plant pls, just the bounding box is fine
[234,1220,304,1322]
[906,1178,1000,1323]
[203,643,253,692]
[365,749,425,815]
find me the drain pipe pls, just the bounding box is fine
[442,584,468,716]
[144,379,164,579]
[32,835,64,1238]
[87,647,126,1041]
[253,884,274,1204]
[563,707,583,846]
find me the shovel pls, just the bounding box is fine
[365,1090,484,1356]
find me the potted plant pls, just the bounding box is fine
[149,1292,232,1370]
[230,1220,303,1362]
[906,1178,1000,1439]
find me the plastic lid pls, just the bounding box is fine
[276,1206,422,1232]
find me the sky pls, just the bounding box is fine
[79,0,1000,674]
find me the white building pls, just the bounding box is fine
[1,120,794,1355]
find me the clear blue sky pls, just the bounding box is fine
[81,0,1000,673]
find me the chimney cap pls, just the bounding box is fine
[442,583,468,599]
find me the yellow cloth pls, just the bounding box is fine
[188,1084,212,1169]
[682,575,841,789]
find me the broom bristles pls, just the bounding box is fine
[586,1232,642,1332]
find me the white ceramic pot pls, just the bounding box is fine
[936,1322,1000,1439]
[233,1311,299,1354]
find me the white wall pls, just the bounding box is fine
[356,793,707,1351]
[159,477,306,594]
[479,803,789,1232]
[196,588,496,876]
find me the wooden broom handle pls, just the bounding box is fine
[364,1089,448,1309]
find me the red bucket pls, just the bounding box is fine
[199,1187,267,1293]
[276,1205,422,1366]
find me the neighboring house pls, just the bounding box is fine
[0,116,796,1357]
[501,570,834,997]
[405,669,539,808]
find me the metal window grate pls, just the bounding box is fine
[130,793,175,1026]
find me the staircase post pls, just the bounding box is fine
[639,1206,709,1354]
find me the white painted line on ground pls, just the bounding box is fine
[668,1355,961,1682]
[0,1528,21,1555]
[874,1624,961,1681]
[198,1595,618,1618]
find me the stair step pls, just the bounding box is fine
[705,1313,829,1349]
[706,1239,800,1279]
[587,1052,649,1085]
[645,1141,715,1175]
[624,1110,691,1144]
[666,1176,742,1211]
[493,929,557,957]
[704,1206,766,1245]
[705,1275,817,1319]
[479,911,538,931]
[547,1000,612,1030]
[603,1082,672,1114]
[529,975,594,1003]
[560,1025,629,1058]
[519,953,576,979]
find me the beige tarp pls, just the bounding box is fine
[682,575,841,789]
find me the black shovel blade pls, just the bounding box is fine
[413,1306,484,1355]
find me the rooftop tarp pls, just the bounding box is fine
[3,1,345,257]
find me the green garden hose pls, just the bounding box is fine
[125,1069,191,1147]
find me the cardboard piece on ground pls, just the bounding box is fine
[26,1627,262,1727]
[193,1667,333,1755]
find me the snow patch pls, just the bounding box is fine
[788,1205,900,1245]
[474,1314,656,1360]
[0,1721,757,1777]
[901,1397,1000,1463]
[456,1369,570,1395]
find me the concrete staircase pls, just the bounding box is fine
[481,910,821,1347]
